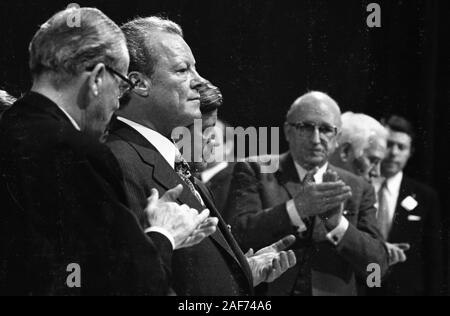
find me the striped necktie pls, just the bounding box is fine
[174,151,204,205]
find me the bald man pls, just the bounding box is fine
[227,91,388,296]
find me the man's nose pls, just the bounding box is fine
[370,163,381,178]
[391,144,400,156]
[191,69,206,88]
[310,127,321,144]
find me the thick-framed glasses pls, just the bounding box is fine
[287,121,338,139]
[86,65,139,99]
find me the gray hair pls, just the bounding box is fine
[339,112,388,157]
[121,16,183,77]
[29,7,126,87]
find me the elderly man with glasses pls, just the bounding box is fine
[227,91,389,296]
[0,7,214,296]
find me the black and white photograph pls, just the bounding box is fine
[0,0,448,299]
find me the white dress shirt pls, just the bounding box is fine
[373,172,404,228]
[286,162,349,246]
[117,116,178,250]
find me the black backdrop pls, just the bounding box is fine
[0,0,449,294]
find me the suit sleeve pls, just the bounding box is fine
[332,182,389,279]
[423,189,443,295]
[227,161,297,251]
[62,144,173,295]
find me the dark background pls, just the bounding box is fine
[0,0,448,294]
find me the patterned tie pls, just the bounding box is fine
[174,151,204,205]
[377,180,391,240]
[292,170,316,296]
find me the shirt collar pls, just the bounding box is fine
[117,116,177,169]
[385,171,403,194]
[55,104,81,131]
[293,160,329,184]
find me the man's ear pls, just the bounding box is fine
[128,71,150,97]
[284,122,291,143]
[88,63,107,98]
[339,143,353,163]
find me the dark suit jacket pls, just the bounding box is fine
[0,93,173,296]
[369,176,443,296]
[106,118,254,296]
[227,152,389,296]
[205,162,236,221]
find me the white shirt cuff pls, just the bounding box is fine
[286,200,307,234]
[326,217,349,246]
[145,227,176,250]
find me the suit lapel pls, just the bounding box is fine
[195,180,254,289]
[110,119,252,289]
[276,153,303,199]
[110,118,204,209]
[389,178,411,240]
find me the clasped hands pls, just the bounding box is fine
[293,169,352,230]
[144,184,219,250]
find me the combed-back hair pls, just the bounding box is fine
[339,112,388,157]
[121,16,183,77]
[29,7,126,88]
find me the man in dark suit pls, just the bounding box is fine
[107,20,296,295]
[228,91,389,296]
[200,119,238,220]
[370,115,443,295]
[0,7,211,296]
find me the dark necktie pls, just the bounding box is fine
[174,151,204,205]
[292,170,316,296]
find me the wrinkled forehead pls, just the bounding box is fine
[366,135,387,155]
[288,101,341,126]
[151,32,195,65]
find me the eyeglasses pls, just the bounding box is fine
[86,65,139,99]
[287,121,338,138]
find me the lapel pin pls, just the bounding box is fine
[401,196,418,212]
[407,215,422,222]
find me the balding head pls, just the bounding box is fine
[287,91,342,130]
[284,91,342,170]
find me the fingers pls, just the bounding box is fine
[245,249,255,258]
[323,192,352,209]
[396,243,411,251]
[313,182,347,192]
[193,209,211,227]
[279,252,289,271]
[160,184,184,202]
[287,250,297,267]
[398,249,407,263]
[323,170,339,183]
[147,188,159,205]
[270,235,296,252]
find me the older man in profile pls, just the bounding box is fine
[228,91,389,296]
[107,20,296,295]
[0,7,212,296]
[329,112,411,269]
